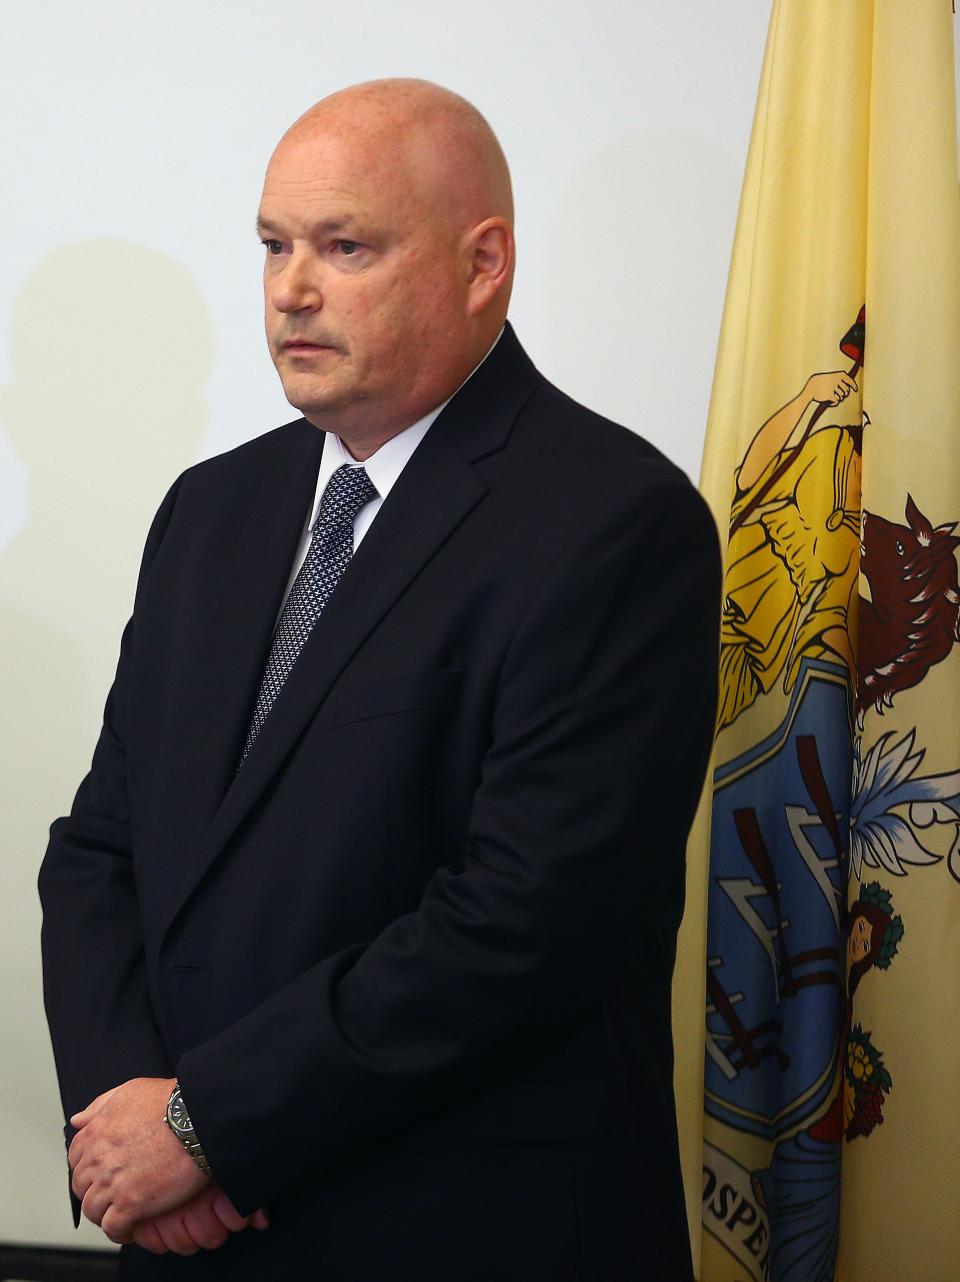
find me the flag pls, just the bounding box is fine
[676,2,960,1278]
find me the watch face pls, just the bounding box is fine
[168,1092,191,1135]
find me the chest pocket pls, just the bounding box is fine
[333,668,465,727]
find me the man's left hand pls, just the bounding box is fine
[68,1077,209,1243]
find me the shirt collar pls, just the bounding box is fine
[314,410,437,515]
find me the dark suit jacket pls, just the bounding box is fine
[39,325,720,1281]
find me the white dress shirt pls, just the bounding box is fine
[279,330,504,609]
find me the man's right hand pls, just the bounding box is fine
[131,1183,269,1255]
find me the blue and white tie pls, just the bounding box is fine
[238,463,378,766]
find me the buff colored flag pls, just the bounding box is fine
[675,3,960,1279]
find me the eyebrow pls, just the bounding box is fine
[255,214,358,238]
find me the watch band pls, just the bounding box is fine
[164,1083,213,1179]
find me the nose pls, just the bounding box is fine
[268,247,322,314]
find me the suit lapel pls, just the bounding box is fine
[171,421,326,826]
[159,325,540,944]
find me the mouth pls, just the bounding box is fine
[280,339,338,355]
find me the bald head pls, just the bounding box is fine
[281,79,514,232]
[259,79,516,453]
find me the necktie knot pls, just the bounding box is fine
[315,463,378,532]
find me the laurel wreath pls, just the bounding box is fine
[857,880,905,969]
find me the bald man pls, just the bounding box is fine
[40,80,720,1280]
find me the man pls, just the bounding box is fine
[39,79,720,1279]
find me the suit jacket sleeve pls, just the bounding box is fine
[175,469,721,1216]
[38,478,183,1221]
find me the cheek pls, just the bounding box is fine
[359,280,430,351]
[338,259,464,381]
[349,292,408,364]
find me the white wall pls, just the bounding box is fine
[0,0,773,1249]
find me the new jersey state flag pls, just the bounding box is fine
[674,3,960,1279]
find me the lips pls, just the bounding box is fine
[281,340,332,352]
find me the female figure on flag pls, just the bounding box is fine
[718,369,863,729]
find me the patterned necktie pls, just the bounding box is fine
[238,462,378,766]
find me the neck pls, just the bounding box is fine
[334,420,418,461]
[310,321,506,460]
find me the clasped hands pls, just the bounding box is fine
[68,1077,269,1256]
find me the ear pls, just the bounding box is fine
[905,494,933,541]
[464,217,514,316]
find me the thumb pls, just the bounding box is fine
[251,1207,270,1231]
[70,1085,119,1127]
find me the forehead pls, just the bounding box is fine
[259,130,419,230]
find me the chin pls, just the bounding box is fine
[285,392,358,431]
[281,377,340,412]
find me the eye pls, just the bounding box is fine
[336,240,360,255]
[261,239,283,255]
[895,540,904,556]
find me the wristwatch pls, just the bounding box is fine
[163,1082,213,1179]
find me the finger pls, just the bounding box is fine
[69,1169,88,1205]
[80,1184,111,1230]
[132,1223,168,1255]
[101,1204,141,1245]
[100,1218,136,1247]
[153,1213,200,1257]
[251,1207,270,1230]
[842,373,858,391]
[183,1203,230,1251]
[71,1161,95,1204]
[71,1087,119,1127]
[68,1130,86,1170]
[211,1190,250,1232]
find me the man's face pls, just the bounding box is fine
[258,128,469,435]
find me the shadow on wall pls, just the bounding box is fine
[0,241,212,1247]
[542,130,737,482]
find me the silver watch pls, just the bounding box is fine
[164,1082,212,1179]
